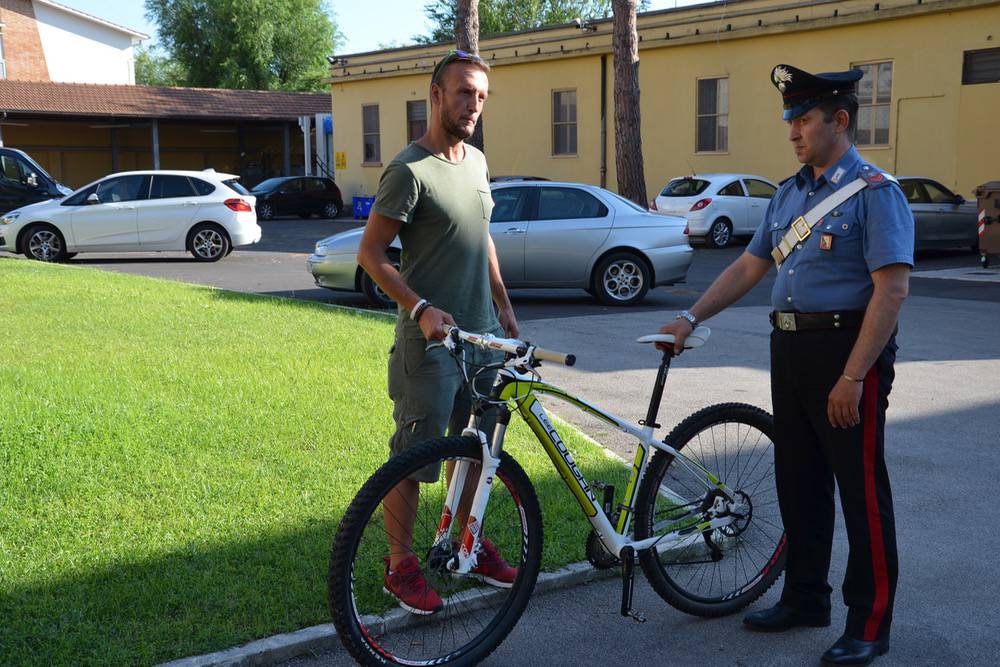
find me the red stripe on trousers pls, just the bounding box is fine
[863,366,889,641]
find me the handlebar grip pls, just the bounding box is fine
[533,347,576,367]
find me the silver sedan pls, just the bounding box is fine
[307,181,693,307]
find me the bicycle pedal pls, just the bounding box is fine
[626,610,646,624]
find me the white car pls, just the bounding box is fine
[651,173,778,248]
[0,170,260,262]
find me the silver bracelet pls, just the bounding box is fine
[410,298,428,320]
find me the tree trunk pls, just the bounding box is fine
[455,0,485,152]
[612,0,647,206]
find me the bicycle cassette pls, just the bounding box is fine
[586,529,620,569]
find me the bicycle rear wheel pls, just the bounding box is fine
[635,403,786,617]
[329,436,542,666]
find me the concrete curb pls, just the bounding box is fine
[157,561,617,667]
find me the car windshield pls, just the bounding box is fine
[661,178,710,197]
[251,178,286,192]
[224,179,250,195]
[605,190,649,213]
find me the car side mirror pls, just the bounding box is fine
[86,193,100,204]
[953,195,965,205]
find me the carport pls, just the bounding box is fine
[0,79,332,188]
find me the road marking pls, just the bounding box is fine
[912,267,1000,283]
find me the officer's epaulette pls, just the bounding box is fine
[859,164,898,189]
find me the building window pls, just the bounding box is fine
[406,100,427,142]
[362,104,380,164]
[552,90,577,155]
[855,62,892,146]
[0,32,6,80]
[962,48,1000,85]
[696,77,728,153]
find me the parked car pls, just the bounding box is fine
[308,181,693,307]
[0,147,73,215]
[0,170,259,262]
[897,177,980,251]
[651,173,778,248]
[250,176,344,220]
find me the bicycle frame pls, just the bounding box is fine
[440,364,744,575]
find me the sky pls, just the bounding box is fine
[61,0,702,54]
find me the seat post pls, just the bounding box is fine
[642,350,673,429]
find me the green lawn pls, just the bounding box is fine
[0,259,628,666]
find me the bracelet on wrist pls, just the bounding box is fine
[413,301,433,323]
[842,373,864,383]
[410,298,428,321]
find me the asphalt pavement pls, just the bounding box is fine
[6,217,999,666]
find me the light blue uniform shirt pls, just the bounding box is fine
[747,146,914,312]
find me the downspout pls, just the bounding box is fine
[600,54,607,189]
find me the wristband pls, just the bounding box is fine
[413,301,432,323]
[842,373,863,383]
[410,298,428,321]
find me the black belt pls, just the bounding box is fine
[770,310,864,332]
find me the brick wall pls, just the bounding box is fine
[0,0,50,81]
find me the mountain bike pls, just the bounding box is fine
[329,326,785,666]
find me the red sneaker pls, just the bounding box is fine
[469,539,518,588]
[383,555,444,615]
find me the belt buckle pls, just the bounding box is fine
[791,216,811,242]
[777,312,797,331]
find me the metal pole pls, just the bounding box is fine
[151,119,160,170]
[300,115,312,176]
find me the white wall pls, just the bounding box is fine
[33,2,139,85]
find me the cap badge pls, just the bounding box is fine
[773,66,793,92]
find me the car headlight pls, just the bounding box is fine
[0,212,20,225]
[314,243,328,256]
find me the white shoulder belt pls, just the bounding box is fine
[771,177,869,267]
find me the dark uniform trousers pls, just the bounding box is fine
[770,325,899,641]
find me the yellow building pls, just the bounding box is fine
[328,0,1000,204]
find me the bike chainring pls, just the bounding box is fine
[586,529,620,569]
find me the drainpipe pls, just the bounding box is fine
[600,55,607,189]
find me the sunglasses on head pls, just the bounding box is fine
[431,49,488,84]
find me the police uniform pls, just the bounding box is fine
[744,65,914,646]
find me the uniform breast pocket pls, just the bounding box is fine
[770,217,794,249]
[816,210,862,259]
[478,189,494,221]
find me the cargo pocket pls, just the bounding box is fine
[815,210,862,260]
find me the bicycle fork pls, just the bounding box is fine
[433,417,504,575]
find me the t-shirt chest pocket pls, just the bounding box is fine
[478,188,494,221]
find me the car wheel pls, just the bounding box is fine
[706,218,733,248]
[188,223,231,262]
[257,202,274,220]
[22,224,69,262]
[360,253,400,309]
[591,251,651,306]
[323,201,340,219]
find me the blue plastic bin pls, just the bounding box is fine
[352,196,375,219]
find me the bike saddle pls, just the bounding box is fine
[636,326,711,349]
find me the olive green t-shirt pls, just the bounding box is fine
[372,141,500,336]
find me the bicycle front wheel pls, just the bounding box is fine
[635,403,786,617]
[329,436,542,666]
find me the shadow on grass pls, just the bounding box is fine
[1,453,628,666]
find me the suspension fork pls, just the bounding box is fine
[437,405,510,574]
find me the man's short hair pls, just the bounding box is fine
[817,94,859,142]
[431,49,491,89]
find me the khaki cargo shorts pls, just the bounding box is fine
[387,323,502,482]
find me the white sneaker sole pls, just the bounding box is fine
[462,573,514,589]
[382,587,442,615]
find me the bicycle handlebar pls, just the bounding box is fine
[443,326,576,367]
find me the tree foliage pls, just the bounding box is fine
[145,0,342,91]
[134,45,187,87]
[417,0,649,43]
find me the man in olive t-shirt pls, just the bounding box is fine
[357,51,520,615]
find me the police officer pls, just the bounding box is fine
[658,64,913,666]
